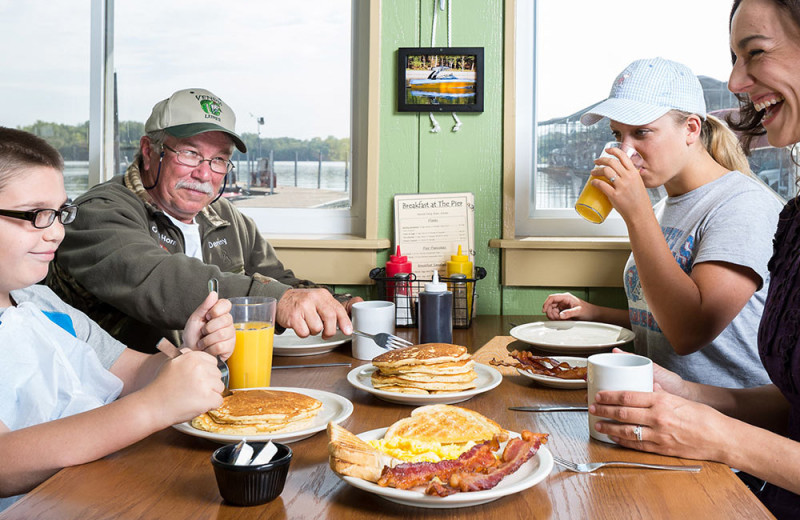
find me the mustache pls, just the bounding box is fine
[174,179,214,195]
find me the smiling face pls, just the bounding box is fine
[140,131,234,223]
[0,166,68,306]
[609,112,700,192]
[729,0,800,147]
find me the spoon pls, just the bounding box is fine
[209,278,232,397]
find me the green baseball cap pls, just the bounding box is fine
[144,88,247,153]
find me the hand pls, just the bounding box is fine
[542,292,589,320]
[182,292,235,360]
[343,296,364,315]
[143,350,224,427]
[591,146,652,223]
[589,387,731,462]
[609,347,691,398]
[277,288,353,338]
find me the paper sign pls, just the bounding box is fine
[393,192,475,281]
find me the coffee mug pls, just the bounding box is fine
[587,352,653,443]
[351,301,395,360]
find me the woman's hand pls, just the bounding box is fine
[182,292,234,360]
[592,146,652,223]
[542,292,591,320]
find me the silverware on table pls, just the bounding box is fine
[352,330,413,350]
[273,363,352,370]
[552,455,702,473]
[509,405,588,412]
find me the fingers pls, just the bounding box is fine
[542,292,580,320]
[277,288,352,337]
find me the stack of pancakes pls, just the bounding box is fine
[192,389,322,435]
[371,343,477,394]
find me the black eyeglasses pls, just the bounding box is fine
[162,144,234,174]
[0,204,78,229]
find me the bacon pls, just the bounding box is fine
[491,351,587,380]
[431,431,549,495]
[377,437,501,489]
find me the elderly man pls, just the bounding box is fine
[47,88,359,353]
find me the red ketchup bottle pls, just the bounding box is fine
[385,246,412,302]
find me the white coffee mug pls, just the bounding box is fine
[351,301,396,360]
[587,352,653,443]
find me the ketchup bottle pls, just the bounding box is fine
[385,245,412,302]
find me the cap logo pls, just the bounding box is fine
[615,73,630,87]
[199,99,222,117]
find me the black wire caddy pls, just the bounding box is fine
[368,266,487,329]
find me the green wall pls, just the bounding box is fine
[371,0,626,316]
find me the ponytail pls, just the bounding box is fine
[700,114,752,176]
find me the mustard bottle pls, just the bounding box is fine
[446,245,473,325]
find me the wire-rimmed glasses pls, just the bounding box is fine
[0,204,78,229]
[162,144,234,174]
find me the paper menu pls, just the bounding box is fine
[393,192,475,281]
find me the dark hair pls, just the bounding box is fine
[0,127,64,192]
[727,0,800,152]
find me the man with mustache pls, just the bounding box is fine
[46,88,360,353]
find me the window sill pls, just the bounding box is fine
[488,237,631,287]
[267,235,390,285]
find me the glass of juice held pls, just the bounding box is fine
[575,141,642,223]
[227,297,277,389]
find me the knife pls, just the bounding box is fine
[273,363,352,370]
[508,405,588,412]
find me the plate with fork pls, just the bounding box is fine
[346,363,503,405]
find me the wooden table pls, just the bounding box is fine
[1,316,774,519]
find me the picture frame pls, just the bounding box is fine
[397,47,484,113]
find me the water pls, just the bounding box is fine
[62,160,349,201]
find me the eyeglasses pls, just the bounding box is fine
[0,204,78,229]
[162,144,235,174]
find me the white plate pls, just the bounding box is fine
[273,329,351,357]
[173,387,353,444]
[346,363,502,405]
[510,321,634,355]
[516,356,587,389]
[340,428,553,508]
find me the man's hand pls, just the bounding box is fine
[277,288,354,338]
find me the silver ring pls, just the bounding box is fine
[633,425,643,442]
[609,176,617,183]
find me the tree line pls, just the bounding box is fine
[19,120,350,163]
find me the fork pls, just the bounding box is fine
[352,330,413,350]
[552,455,701,473]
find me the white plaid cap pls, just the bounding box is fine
[580,57,707,126]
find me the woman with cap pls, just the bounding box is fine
[543,57,782,389]
[590,2,800,517]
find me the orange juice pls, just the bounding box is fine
[228,321,275,389]
[575,175,613,223]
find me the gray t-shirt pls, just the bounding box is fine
[624,172,781,388]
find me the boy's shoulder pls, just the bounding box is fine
[13,284,69,311]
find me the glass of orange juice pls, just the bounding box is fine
[575,142,642,223]
[227,297,277,389]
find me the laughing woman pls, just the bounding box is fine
[589,1,800,518]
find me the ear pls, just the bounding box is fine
[685,114,703,146]
[140,136,156,172]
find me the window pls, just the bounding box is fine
[514,0,798,238]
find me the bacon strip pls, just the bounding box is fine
[377,437,500,489]
[491,351,587,380]
[427,431,549,496]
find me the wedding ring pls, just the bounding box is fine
[609,176,617,183]
[634,424,643,442]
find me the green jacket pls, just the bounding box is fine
[47,161,340,352]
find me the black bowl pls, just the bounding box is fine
[211,442,292,506]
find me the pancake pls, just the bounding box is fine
[383,404,507,444]
[191,413,314,434]
[371,374,477,392]
[376,359,475,376]
[371,369,477,384]
[372,343,470,368]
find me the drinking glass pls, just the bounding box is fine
[227,297,277,389]
[575,142,642,223]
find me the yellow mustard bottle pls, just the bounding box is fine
[446,245,473,326]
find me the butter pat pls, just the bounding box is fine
[232,439,254,466]
[251,441,278,465]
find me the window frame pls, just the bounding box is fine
[88,0,375,238]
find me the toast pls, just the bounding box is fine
[383,404,508,444]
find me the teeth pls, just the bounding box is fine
[753,96,785,112]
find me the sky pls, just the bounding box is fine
[1,0,737,138]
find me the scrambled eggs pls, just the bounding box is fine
[368,437,476,463]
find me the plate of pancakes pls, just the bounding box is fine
[510,321,634,355]
[516,356,588,389]
[174,387,353,444]
[273,329,351,357]
[346,343,502,405]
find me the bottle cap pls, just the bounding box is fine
[450,245,469,262]
[450,273,467,281]
[425,271,448,293]
[389,245,407,263]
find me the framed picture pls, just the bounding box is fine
[397,47,484,113]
